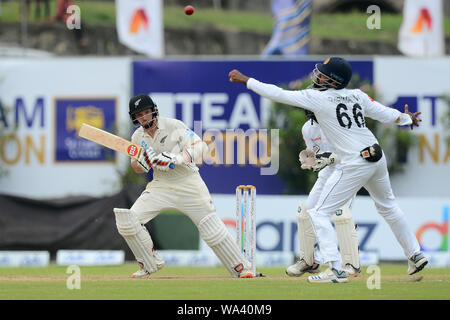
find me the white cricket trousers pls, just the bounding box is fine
[131,172,216,226]
[308,154,420,265]
[306,166,356,211]
[305,166,335,210]
[305,166,355,265]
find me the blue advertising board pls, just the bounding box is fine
[55,98,117,162]
[133,59,373,194]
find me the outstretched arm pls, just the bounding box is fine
[229,69,249,84]
[391,104,422,130]
[228,69,320,113]
[398,104,422,130]
[362,91,422,130]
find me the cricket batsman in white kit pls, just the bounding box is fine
[229,57,428,283]
[286,110,361,278]
[113,94,255,279]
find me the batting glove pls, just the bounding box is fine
[152,152,176,172]
[173,148,194,165]
[137,150,156,173]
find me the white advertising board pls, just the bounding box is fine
[0,58,132,198]
[374,57,450,197]
[56,250,125,266]
[0,251,50,267]
[209,194,449,263]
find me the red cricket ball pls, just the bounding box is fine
[184,5,194,15]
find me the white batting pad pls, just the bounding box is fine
[198,213,250,278]
[332,206,360,269]
[114,208,158,274]
[296,201,317,266]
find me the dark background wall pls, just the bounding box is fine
[0,184,200,260]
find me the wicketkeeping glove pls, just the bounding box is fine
[299,148,317,171]
[311,152,338,172]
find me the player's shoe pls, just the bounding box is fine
[407,252,428,275]
[285,259,320,277]
[131,267,151,279]
[131,260,165,279]
[237,270,265,278]
[307,267,348,283]
[342,263,361,277]
[131,262,151,279]
[239,268,254,278]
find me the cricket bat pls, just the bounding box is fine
[78,123,175,169]
[78,123,143,159]
[77,123,175,169]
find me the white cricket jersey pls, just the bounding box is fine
[131,117,203,181]
[301,120,335,154]
[247,78,412,162]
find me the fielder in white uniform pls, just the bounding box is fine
[229,56,427,283]
[286,111,360,278]
[113,94,255,279]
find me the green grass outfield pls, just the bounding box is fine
[0,263,449,300]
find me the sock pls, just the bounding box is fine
[331,260,342,270]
